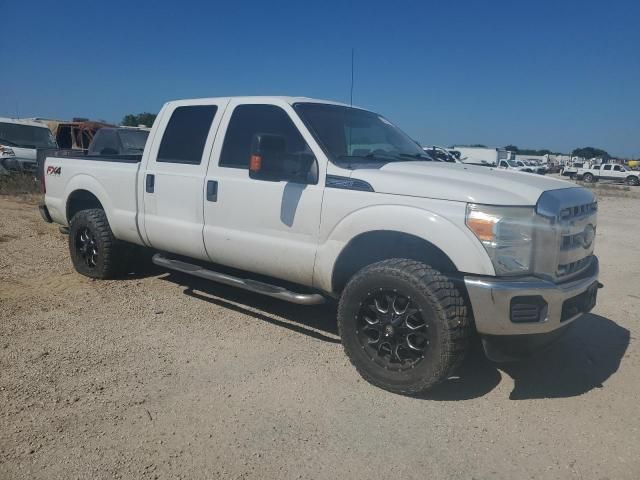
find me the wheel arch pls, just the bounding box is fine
[66,189,105,223]
[313,204,495,294]
[330,230,459,294]
[63,174,114,226]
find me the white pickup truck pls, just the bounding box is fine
[497,159,544,174]
[39,96,601,395]
[577,163,639,186]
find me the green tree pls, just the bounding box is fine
[571,147,610,159]
[504,145,519,152]
[121,112,157,128]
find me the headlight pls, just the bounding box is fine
[466,204,535,276]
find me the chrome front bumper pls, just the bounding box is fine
[464,257,600,336]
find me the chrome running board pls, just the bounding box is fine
[152,254,326,305]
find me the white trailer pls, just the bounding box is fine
[450,146,513,166]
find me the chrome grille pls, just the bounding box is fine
[558,256,592,277]
[535,189,598,282]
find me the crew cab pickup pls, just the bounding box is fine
[39,96,601,395]
[577,164,639,186]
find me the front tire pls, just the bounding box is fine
[338,259,471,395]
[68,209,127,279]
[626,175,639,186]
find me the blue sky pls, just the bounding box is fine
[1,0,638,157]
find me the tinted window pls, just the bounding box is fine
[603,165,611,170]
[0,122,57,149]
[157,105,217,164]
[92,129,121,155]
[219,104,311,169]
[614,165,621,171]
[119,129,148,152]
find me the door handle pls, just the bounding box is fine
[146,174,155,193]
[207,180,218,202]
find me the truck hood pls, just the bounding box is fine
[350,162,576,205]
[9,146,37,161]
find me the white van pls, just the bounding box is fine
[0,118,58,174]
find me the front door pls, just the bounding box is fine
[142,99,227,260]
[202,101,325,286]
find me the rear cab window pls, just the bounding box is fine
[157,105,218,164]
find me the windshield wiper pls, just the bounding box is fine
[338,153,401,162]
[397,153,433,161]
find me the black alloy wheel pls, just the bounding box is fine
[356,290,430,372]
[76,227,99,268]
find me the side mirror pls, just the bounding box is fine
[249,133,287,181]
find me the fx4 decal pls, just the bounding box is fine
[46,166,61,176]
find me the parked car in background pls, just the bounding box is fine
[546,163,562,174]
[88,127,150,156]
[0,117,58,174]
[497,159,536,173]
[561,162,584,178]
[577,164,639,186]
[39,95,601,395]
[520,160,546,175]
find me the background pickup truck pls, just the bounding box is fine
[496,159,539,173]
[577,163,639,186]
[39,96,601,395]
[87,127,149,156]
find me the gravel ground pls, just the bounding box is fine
[1,193,638,479]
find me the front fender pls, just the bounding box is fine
[313,203,495,292]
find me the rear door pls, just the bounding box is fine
[142,99,227,260]
[601,164,613,180]
[202,100,325,286]
[612,165,625,179]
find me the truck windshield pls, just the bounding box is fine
[0,122,57,149]
[119,129,149,152]
[294,103,430,166]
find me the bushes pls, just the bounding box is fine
[0,173,41,196]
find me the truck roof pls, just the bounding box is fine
[0,117,51,129]
[164,96,355,109]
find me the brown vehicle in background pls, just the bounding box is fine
[41,118,114,150]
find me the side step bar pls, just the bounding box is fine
[152,254,326,306]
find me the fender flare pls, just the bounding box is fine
[313,204,495,292]
[64,174,115,228]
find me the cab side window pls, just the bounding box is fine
[157,105,217,165]
[613,165,621,171]
[603,165,612,171]
[219,105,314,171]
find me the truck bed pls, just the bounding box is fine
[41,151,143,245]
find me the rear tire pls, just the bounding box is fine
[583,173,594,183]
[338,259,471,396]
[68,209,128,279]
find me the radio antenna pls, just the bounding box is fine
[350,48,354,106]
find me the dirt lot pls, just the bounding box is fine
[1,193,639,479]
